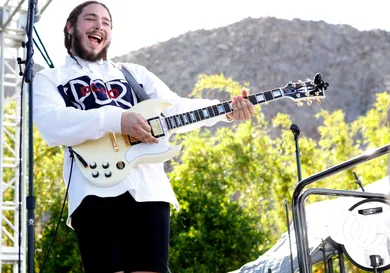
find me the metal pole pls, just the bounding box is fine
[24,1,38,272]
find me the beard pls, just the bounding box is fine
[72,27,110,62]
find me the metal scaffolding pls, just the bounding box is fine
[1,1,52,272]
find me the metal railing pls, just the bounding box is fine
[292,144,390,273]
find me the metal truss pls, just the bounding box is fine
[1,1,52,272]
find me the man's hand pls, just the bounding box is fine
[121,112,158,143]
[226,90,254,121]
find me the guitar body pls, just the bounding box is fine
[72,99,182,187]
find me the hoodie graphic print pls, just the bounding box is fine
[57,75,137,110]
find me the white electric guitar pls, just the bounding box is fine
[71,73,328,187]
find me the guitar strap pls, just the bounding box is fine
[119,63,151,102]
[119,63,165,117]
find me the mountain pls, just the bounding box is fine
[113,17,390,138]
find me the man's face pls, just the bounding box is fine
[68,3,112,61]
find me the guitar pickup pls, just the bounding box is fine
[149,117,165,137]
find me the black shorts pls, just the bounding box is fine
[71,192,170,273]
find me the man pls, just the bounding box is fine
[33,1,254,273]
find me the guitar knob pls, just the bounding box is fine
[316,99,322,105]
[90,162,97,169]
[102,162,109,169]
[105,171,112,178]
[297,102,303,107]
[307,100,312,106]
[116,161,126,170]
[92,171,99,178]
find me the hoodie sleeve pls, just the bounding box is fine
[33,72,124,147]
[124,63,231,134]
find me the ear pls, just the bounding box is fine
[65,21,73,35]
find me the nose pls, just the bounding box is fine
[94,20,103,31]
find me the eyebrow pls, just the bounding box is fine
[83,13,111,24]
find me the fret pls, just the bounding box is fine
[171,117,177,128]
[217,104,225,115]
[207,106,215,117]
[182,113,189,124]
[212,105,220,116]
[190,111,197,122]
[194,110,201,121]
[212,107,219,117]
[198,109,205,120]
[272,88,283,98]
[248,95,257,105]
[186,113,193,124]
[202,108,210,119]
[264,91,274,101]
[166,117,172,130]
[171,116,177,128]
[179,114,186,125]
[208,106,214,117]
[256,93,265,103]
[223,102,231,114]
[174,116,179,128]
[175,115,182,126]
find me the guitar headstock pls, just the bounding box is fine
[282,73,329,106]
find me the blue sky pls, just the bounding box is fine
[31,0,389,67]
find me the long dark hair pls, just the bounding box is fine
[63,1,113,63]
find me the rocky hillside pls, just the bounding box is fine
[113,17,390,138]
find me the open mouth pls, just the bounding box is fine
[88,34,104,46]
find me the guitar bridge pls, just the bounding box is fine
[123,134,131,147]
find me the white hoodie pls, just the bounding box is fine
[33,56,231,224]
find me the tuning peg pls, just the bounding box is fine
[307,100,312,106]
[316,99,321,105]
[297,101,304,107]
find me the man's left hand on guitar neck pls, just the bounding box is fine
[225,90,255,121]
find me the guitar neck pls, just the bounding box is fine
[164,87,285,131]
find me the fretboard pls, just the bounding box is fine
[164,88,284,131]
